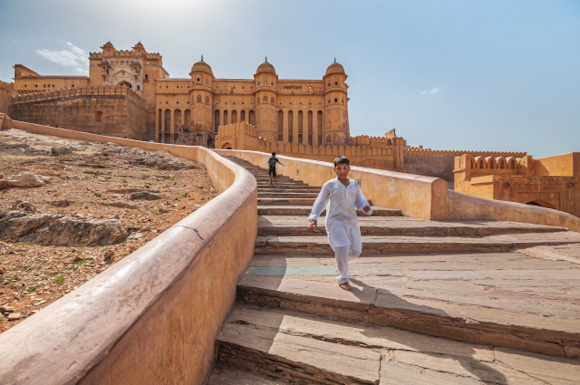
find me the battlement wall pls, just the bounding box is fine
[0,80,13,114]
[90,51,162,60]
[9,86,148,139]
[405,146,526,157]
[12,85,144,108]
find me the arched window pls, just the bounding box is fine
[277,110,283,141]
[197,95,202,103]
[479,160,484,168]
[240,110,246,122]
[298,110,304,144]
[270,97,274,104]
[263,96,268,103]
[288,110,294,143]
[205,96,209,104]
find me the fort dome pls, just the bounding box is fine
[256,58,276,75]
[191,57,213,76]
[325,59,345,76]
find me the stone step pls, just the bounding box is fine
[257,205,403,217]
[257,183,313,189]
[258,192,320,199]
[237,253,580,359]
[206,363,290,385]
[258,216,569,237]
[216,305,580,384]
[258,197,317,206]
[254,231,580,255]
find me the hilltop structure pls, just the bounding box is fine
[2,42,578,214]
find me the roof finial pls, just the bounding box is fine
[201,55,204,62]
[334,57,337,63]
[265,56,268,63]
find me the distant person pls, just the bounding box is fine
[308,156,372,290]
[267,152,284,186]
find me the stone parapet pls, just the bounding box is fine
[11,85,144,108]
[0,121,257,385]
[406,146,526,157]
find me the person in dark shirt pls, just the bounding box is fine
[267,152,285,186]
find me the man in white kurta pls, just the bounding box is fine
[308,157,372,290]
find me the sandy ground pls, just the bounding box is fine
[0,129,218,332]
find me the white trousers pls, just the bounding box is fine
[333,245,361,284]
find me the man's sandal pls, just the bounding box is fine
[339,282,351,291]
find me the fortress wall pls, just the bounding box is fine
[9,86,149,140]
[404,153,456,181]
[215,149,448,220]
[0,80,13,114]
[0,121,257,385]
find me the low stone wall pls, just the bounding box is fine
[214,149,448,220]
[447,190,580,233]
[0,122,257,385]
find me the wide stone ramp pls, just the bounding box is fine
[207,157,580,384]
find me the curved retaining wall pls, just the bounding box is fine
[0,122,258,385]
[215,149,580,233]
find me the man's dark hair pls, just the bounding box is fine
[272,152,276,156]
[334,156,350,167]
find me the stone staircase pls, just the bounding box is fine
[207,158,580,385]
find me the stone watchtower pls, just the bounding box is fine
[254,58,278,143]
[189,57,215,135]
[323,59,350,145]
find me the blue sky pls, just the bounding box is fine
[1,0,578,157]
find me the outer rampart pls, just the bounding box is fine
[0,80,13,114]
[9,86,148,140]
[0,121,257,385]
[405,147,527,182]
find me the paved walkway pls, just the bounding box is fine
[207,158,580,385]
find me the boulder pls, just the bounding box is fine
[0,210,128,246]
[0,180,8,190]
[130,192,161,201]
[6,173,50,188]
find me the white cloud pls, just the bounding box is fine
[420,87,440,96]
[36,42,89,75]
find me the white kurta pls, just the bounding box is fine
[308,177,372,254]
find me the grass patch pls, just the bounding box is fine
[53,275,64,285]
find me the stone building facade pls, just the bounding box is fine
[157,57,351,148]
[454,153,579,216]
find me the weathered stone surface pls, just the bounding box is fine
[129,192,161,200]
[50,146,72,156]
[6,173,50,188]
[0,210,127,246]
[10,200,36,213]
